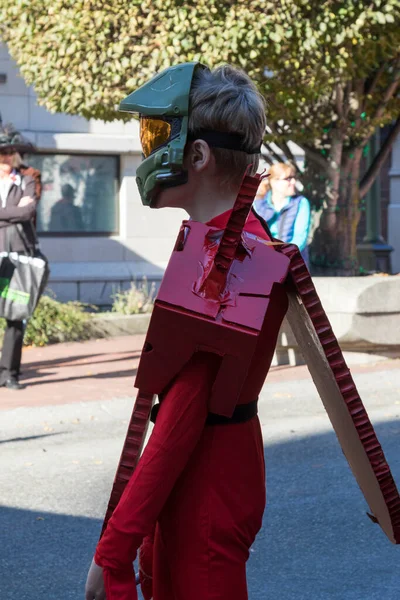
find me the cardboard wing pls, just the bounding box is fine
[279,243,400,544]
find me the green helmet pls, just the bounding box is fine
[119,62,208,207]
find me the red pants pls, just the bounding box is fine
[97,211,274,598]
[98,354,266,599]
[152,419,266,599]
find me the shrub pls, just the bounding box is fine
[112,279,155,315]
[0,295,95,347]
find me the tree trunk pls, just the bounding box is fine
[310,148,363,276]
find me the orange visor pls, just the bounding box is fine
[140,117,172,158]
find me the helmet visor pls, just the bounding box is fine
[140,117,172,158]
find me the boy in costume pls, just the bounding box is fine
[86,62,280,600]
[85,63,400,600]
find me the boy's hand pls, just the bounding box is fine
[18,196,34,207]
[85,558,106,600]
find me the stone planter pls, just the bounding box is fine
[91,312,151,337]
[274,275,400,365]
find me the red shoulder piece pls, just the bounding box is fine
[278,242,400,544]
[135,173,290,416]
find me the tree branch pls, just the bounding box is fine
[364,62,387,102]
[373,55,400,122]
[301,144,330,172]
[268,122,297,164]
[260,152,274,167]
[335,83,344,118]
[343,81,352,119]
[263,142,285,164]
[278,140,296,163]
[359,116,400,198]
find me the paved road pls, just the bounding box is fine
[0,363,399,599]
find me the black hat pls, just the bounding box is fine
[0,114,36,153]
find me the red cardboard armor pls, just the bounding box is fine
[101,172,400,550]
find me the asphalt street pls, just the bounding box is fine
[0,364,399,600]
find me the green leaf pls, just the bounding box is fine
[375,12,387,25]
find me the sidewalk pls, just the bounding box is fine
[0,335,145,411]
[1,334,399,411]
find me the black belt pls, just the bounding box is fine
[150,399,258,426]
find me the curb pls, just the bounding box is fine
[91,312,151,337]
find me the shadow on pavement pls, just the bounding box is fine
[21,368,138,388]
[0,432,66,445]
[0,506,100,600]
[0,421,399,600]
[23,351,142,371]
[250,419,400,600]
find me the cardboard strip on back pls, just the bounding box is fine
[100,390,155,536]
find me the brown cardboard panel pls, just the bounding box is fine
[287,292,396,542]
[279,243,400,544]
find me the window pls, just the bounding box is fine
[25,153,119,235]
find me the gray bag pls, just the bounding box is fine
[0,222,50,321]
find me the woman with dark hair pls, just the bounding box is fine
[0,123,38,390]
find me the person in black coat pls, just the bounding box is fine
[0,122,38,390]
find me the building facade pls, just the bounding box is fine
[0,43,186,305]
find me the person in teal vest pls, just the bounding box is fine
[254,162,311,265]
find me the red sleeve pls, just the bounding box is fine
[95,351,220,572]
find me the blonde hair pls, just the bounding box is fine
[264,162,296,193]
[188,65,266,185]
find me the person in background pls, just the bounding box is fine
[20,160,42,229]
[0,115,41,227]
[0,123,38,390]
[254,162,311,264]
[49,183,84,232]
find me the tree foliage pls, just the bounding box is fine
[1,1,398,124]
[1,0,400,272]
